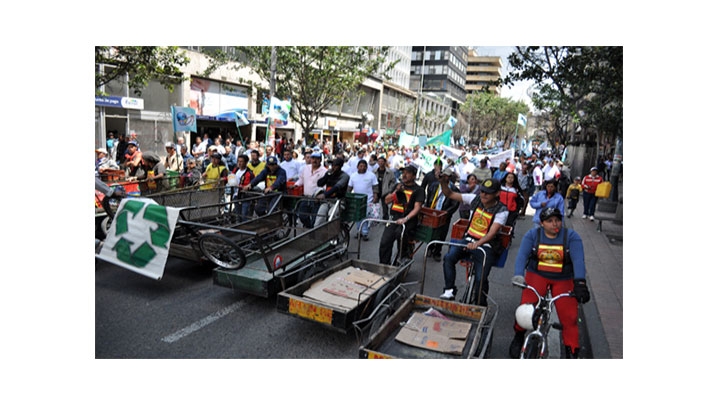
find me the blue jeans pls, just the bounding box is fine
[582,191,598,216]
[443,241,498,306]
[356,219,370,236]
[297,200,319,228]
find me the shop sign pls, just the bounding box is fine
[95,95,144,110]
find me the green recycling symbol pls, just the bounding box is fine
[111,200,171,268]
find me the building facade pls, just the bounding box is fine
[465,48,502,96]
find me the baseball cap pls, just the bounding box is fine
[590,166,598,172]
[128,140,138,147]
[165,141,175,148]
[267,156,278,165]
[311,152,322,158]
[479,178,501,193]
[96,148,108,154]
[402,164,418,176]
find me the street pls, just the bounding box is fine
[95,202,616,360]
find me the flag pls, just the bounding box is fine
[517,113,527,127]
[171,106,197,132]
[447,115,457,128]
[96,198,181,280]
[426,130,452,146]
[398,131,418,148]
[217,109,250,127]
[269,97,291,124]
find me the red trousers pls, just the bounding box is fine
[514,271,579,351]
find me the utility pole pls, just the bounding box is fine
[413,46,426,136]
[266,46,277,145]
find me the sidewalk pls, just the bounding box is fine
[565,184,623,359]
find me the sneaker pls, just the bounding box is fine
[509,331,525,358]
[363,235,369,241]
[582,215,587,219]
[589,216,594,221]
[440,288,455,300]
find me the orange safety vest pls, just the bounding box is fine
[391,189,414,214]
[466,208,493,240]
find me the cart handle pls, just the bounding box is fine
[419,240,487,295]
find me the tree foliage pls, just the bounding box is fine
[503,46,623,141]
[460,91,529,146]
[95,46,190,96]
[209,46,394,138]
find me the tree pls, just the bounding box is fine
[95,46,190,96]
[210,46,395,139]
[460,92,529,146]
[503,46,623,142]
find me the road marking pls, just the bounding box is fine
[161,301,246,343]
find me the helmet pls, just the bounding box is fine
[515,304,536,330]
[539,207,563,222]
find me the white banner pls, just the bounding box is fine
[96,198,181,280]
[487,148,515,168]
[440,145,464,161]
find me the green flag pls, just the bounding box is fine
[426,130,452,146]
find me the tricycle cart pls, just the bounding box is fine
[357,242,499,359]
[276,218,412,335]
[210,196,352,298]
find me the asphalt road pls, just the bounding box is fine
[95,208,602,359]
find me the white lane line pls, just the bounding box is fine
[161,301,246,343]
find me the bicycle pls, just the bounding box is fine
[511,280,574,359]
[420,240,488,306]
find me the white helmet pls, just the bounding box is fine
[515,304,536,331]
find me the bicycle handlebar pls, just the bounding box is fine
[512,281,574,304]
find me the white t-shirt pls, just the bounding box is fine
[349,171,378,202]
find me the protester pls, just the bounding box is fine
[438,176,508,306]
[348,159,379,240]
[581,167,603,221]
[379,165,425,265]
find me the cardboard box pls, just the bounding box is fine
[301,266,388,310]
[395,312,472,355]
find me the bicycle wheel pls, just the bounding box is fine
[331,223,350,257]
[521,334,543,359]
[198,233,247,270]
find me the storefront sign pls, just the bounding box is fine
[95,96,144,110]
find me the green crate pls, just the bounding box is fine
[342,193,367,222]
[414,225,443,243]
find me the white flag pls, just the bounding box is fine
[517,113,527,127]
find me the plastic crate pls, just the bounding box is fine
[287,181,303,196]
[342,193,367,222]
[419,207,449,227]
[451,218,470,239]
[414,225,444,243]
[167,170,180,189]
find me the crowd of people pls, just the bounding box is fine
[98,130,608,358]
